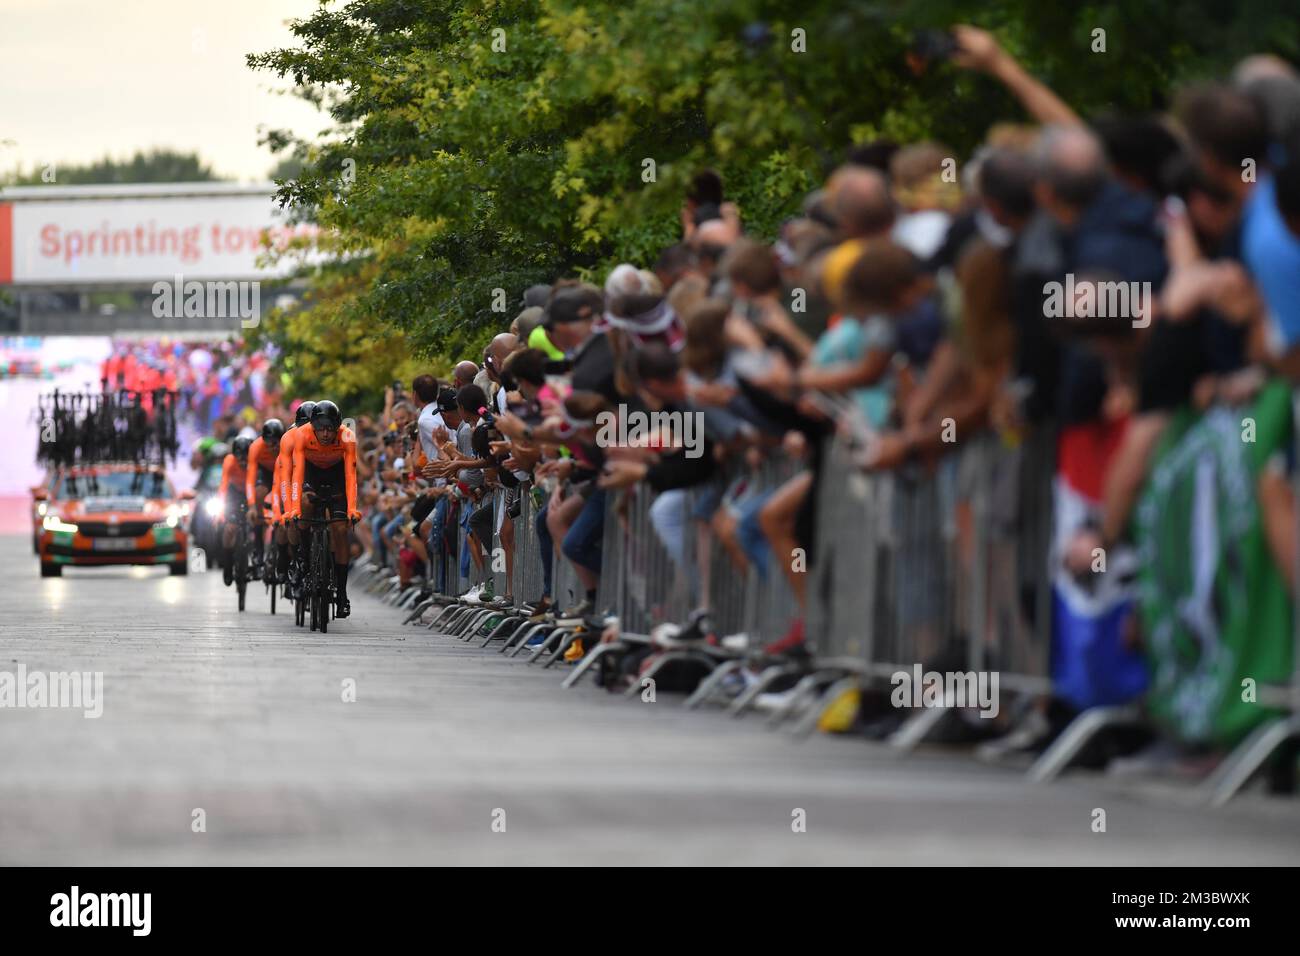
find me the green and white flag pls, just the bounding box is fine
[1135,381,1293,746]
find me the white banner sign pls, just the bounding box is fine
[5,195,319,284]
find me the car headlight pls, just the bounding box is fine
[43,514,79,533]
[204,497,224,518]
[36,502,48,516]
[164,504,185,527]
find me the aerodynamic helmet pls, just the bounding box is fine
[310,400,342,429]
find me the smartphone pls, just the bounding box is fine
[911,29,957,63]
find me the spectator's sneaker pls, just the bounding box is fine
[721,632,750,652]
[651,608,715,647]
[459,584,483,604]
[525,632,548,649]
[522,596,551,616]
[650,622,682,647]
[527,606,554,624]
[563,637,586,662]
[489,594,511,608]
[335,598,351,619]
[556,599,593,623]
[480,579,495,602]
[762,618,806,657]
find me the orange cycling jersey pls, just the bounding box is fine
[273,426,302,524]
[218,453,247,500]
[245,436,280,508]
[289,424,358,518]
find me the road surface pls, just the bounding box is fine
[1,535,1297,865]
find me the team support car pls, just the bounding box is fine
[30,469,56,554]
[34,464,194,577]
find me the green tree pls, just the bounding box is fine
[4,148,222,186]
[248,0,1299,387]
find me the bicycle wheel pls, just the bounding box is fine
[235,517,248,613]
[308,532,322,632]
[294,531,308,627]
[316,532,332,634]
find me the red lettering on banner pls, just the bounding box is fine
[39,222,59,259]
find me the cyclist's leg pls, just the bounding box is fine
[330,517,351,612]
[273,520,290,577]
[251,482,270,567]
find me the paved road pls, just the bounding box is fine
[1,535,1297,865]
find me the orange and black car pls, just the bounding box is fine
[35,464,193,577]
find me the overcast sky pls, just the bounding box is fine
[1,0,326,182]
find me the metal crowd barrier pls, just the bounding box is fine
[398,405,1299,808]
[803,428,1055,744]
[596,454,801,645]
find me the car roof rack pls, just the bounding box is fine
[35,388,180,471]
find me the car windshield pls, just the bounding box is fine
[57,471,173,500]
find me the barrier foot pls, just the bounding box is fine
[889,699,956,751]
[403,597,437,625]
[685,658,747,710]
[542,629,584,669]
[1027,705,1144,783]
[729,663,802,718]
[621,649,716,698]
[504,621,549,655]
[765,673,826,728]
[790,675,860,739]
[1200,715,1300,808]
[528,626,573,663]
[562,640,627,689]
[482,615,524,648]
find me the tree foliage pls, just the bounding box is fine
[4,148,222,186]
[248,0,1299,396]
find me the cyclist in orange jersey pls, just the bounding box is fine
[278,401,316,594]
[218,436,251,587]
[245,418,284,579]
[288,400,360,617]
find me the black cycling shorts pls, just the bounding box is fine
[225,486,247,517]
[303,459,348,516]
[255,465,274,490]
